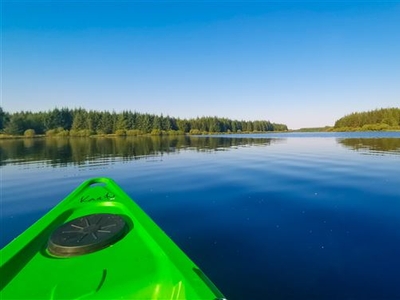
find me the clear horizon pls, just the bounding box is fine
[3,1,400,129]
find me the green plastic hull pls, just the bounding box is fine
[0,178,225,299]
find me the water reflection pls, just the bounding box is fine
[2,135,399,167]
[0,136,278,167]
[337,138,400,156]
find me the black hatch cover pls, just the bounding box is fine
[48,213,127,257]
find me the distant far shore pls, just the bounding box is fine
[1,107,399,138]
[2,128,400,140]
[0,107,288,137]
[293,126,400,133]
[0,130,283,139]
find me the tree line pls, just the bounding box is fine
[0,107,288,136]
[334,107,400,131]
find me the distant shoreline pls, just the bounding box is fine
[2,128,400,140]
[0,130,276,139]
[1,107,399,138]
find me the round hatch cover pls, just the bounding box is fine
[48,213,127,257]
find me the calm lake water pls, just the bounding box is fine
[1,132,400,299]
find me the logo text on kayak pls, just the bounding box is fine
[80,192,115,203]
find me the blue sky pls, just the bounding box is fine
[2,1,399,129]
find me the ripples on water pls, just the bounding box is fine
[1,132,400,299]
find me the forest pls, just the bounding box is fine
[0,107,288,137]
[334,108,400,131]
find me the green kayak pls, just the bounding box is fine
[0,177,226,300]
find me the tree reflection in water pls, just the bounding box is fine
[337,138,400,156]
[0,136,279,167]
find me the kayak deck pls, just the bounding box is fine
[0,178,226,299]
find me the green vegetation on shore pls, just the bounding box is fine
[333,108,400,131]
[0,107,288,138]
[294,108,400,132]
[292,126,333,132]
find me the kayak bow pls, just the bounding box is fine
[0,177,226,300]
